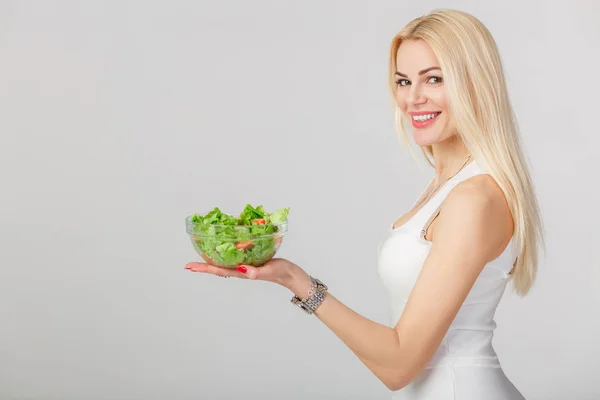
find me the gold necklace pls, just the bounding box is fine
[424,154,472,203]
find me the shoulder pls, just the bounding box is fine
[435,174,513,262]
[446,174,501,211]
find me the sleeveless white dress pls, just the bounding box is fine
[377,160,526,400]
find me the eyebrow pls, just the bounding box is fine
[395,66,441,78]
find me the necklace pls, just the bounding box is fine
[423,154,472,203]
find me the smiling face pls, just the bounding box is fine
[395,40,454,147]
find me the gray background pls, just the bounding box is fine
[1,1,598,399]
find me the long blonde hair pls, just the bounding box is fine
[388,9,545,296]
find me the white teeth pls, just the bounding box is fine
[413,113,440,121]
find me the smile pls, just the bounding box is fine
[411,112,441,128]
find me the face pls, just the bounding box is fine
[395,40,454,147]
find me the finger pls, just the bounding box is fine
[186,262,247,279]
[185,262,209,272]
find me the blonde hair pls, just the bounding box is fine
[388,9,545,296]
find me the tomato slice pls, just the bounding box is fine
[235,240,254,251]
[252,218,266,225]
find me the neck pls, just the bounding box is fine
[430,134,472,184]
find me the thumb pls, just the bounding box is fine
[237,264,259,280]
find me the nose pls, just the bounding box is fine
[406,84,427,106]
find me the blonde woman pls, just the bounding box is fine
[187,8,544,399]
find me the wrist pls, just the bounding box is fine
[284,265,312,299]
[289,275,329,315]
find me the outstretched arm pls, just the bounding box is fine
[282,181,509,391]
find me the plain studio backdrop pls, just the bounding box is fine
[1,1,598,399]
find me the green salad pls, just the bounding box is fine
[189,204,290,267]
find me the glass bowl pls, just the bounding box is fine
[185,214,288,268]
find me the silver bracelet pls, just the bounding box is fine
[290,276,328,315]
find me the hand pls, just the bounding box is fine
[185,257,309,290]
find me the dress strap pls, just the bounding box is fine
[418,160,482,241]
[420,204,443,241]
[418,184,454,241]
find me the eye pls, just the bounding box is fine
[395,79,410,87]
[427,76,443,84]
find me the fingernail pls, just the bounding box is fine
[236,265,247,273]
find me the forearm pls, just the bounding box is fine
[282,267,410,389]
[315,291,408,389]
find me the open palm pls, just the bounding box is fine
[185,257,299,286]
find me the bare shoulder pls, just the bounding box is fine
[435,174,514,262]
[450,174,505,205]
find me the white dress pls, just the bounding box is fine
[377,160,526,400]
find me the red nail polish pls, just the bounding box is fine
[237,266,247,273]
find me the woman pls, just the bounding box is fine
[186,8,545,399]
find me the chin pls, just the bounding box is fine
[411,122,453,147]
[412,131,441,147]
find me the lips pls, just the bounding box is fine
[411,112,441,129]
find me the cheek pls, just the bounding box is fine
[395,91,407,111]
[429,90,448,111]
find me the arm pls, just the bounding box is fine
[284,180,511,390]
[285,267,406,390]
